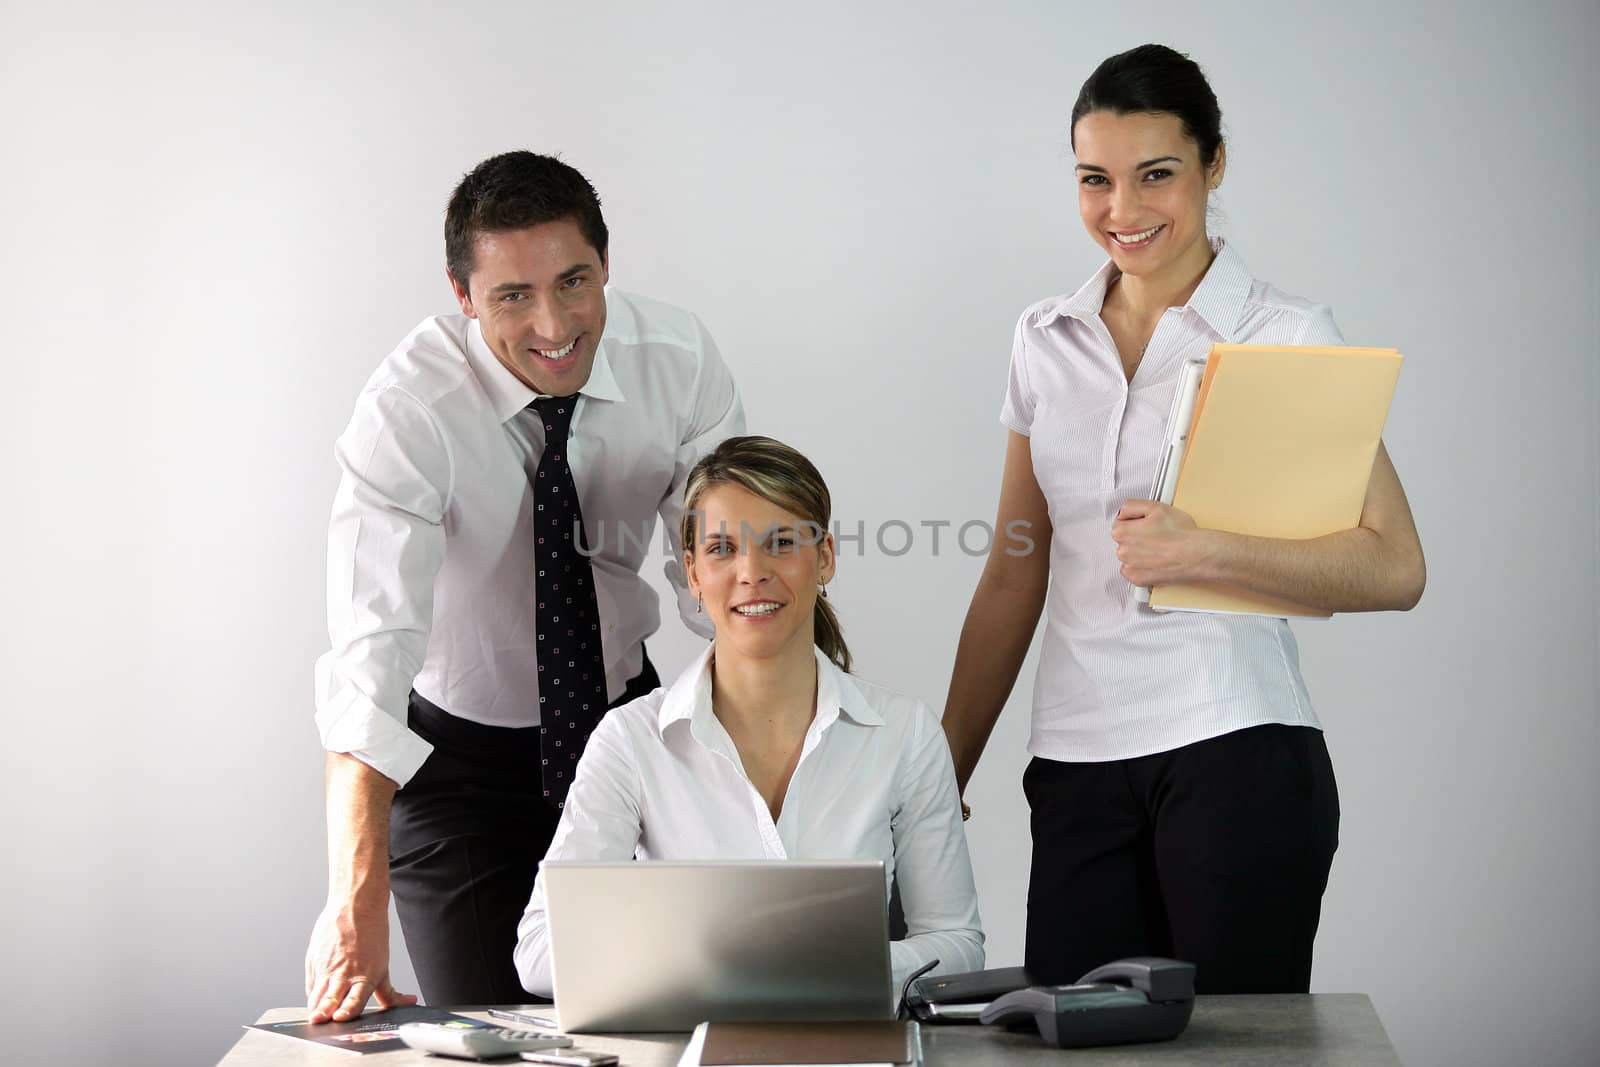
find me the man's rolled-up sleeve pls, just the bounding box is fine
[313,385,451,787]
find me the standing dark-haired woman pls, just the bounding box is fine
[942,44,1424,993]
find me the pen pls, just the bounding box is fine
[488,1007,561,1028]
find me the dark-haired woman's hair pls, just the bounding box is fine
[1070,44,1224,167]
[680,436,851,673]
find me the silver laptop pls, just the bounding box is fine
[542,860,892,1032]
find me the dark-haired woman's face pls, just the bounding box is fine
[1073,110,1223,285]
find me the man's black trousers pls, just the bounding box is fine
[389,652,660,1005]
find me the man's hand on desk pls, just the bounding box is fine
[309,753,413,1022]
[304,895,416,1023]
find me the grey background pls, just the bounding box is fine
[3,2,1595,1064]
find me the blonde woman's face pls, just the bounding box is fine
[684,484,835,664]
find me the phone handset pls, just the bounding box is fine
[1077,956,1197,1003]
[978,956,1196,1049]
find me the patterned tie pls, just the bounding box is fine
[530,395,607,808]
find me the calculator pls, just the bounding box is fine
[397,1022,574,1060]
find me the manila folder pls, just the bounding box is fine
[1150,343,1403,618]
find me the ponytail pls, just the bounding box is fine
[814,594,852,674]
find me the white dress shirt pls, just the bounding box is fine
[313,289,744,786]
[514,645,985,997]
[1002,239,1345,762]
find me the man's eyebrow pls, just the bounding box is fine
[487,263,596,294]
[1073,156,1184,173]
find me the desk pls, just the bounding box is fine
[223,997,1398,1065]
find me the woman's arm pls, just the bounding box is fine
[513,717,644,995]
[1111,441,1425,612]
[890,705,986,990]
[941,431,1053,793]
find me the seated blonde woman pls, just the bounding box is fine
[514,435,984,997]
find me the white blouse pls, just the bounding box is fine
[514,645,985,997]
[1002,238,1345,762]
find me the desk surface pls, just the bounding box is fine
[223,996,1397,1066]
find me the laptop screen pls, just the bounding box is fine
[544,860,892,1033]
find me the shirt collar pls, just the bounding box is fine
[463,303,628,425]
[655,644,884,742]
[581,333,626,404]
[1031,258,1119,329]
[1029,237,1252,341]
[1182,237,1253,341]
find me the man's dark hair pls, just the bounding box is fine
[444,151,610,292]
[1070,44,1224,168]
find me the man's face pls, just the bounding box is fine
[450,218,608,396]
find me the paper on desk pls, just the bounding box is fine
[1150,344,1403,619]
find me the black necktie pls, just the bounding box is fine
[530,395,607,808]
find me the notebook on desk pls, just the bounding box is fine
[544,860,893,1033]
[682,1019,920,1065]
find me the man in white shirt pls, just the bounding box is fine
[303,151,745,1019]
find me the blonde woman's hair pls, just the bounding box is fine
[680,436,851,673]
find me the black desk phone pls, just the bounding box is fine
[980,957,1196,1048]
[906,957,1195,1049]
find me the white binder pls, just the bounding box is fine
[1133,358,1207,605]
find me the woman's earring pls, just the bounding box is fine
[819,584,828,599]
[696,595,703,613]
